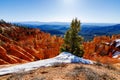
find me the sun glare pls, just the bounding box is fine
[62,0,75,5]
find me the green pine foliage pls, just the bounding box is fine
[60,18,84,57]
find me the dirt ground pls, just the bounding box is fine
[0,63,119,80]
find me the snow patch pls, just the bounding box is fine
[0,52,93,76]
[110,39,120,59]
[115,39,120,47]
[55,52,93,64]
[112,51,120,59]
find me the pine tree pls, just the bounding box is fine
[60,18,84,57]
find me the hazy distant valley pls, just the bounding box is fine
[14,22,120,41]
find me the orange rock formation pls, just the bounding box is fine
[83,35,120,63]
[0,21,63,65]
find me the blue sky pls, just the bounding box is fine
[0,0,120,23]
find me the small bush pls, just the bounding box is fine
[51,62,66,67]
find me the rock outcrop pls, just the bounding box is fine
[83,35,120,63]
[0,21,63,65]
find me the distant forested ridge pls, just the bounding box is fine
[13,22,120,41]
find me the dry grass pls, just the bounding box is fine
[0,63,119,80]
[94,61,118,71]
[7,70,34,80]
[66,66,116,80]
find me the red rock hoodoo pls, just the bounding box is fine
[83,35,120,63]
[0,21,63,65]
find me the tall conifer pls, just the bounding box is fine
[60,18,84,57]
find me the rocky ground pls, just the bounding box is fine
[0,63,119,80]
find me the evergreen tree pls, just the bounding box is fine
[60,18,84,57]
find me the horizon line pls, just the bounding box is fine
[12,21,120,24]
[1,19,120,24]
